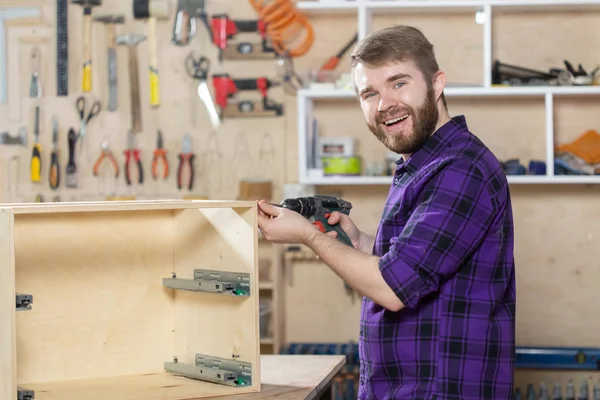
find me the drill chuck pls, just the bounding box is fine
[279,195,352,218]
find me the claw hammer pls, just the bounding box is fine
[116,33,147,133]
[133,0,170,108]
[72,0,101,93]
[93,14,125,111]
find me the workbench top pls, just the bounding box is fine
[204,355,347,399]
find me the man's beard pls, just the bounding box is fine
[367,84,439,155]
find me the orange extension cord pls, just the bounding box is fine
[248,0,315,57]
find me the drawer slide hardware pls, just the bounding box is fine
[163,269,250,296]
[16,293,33,311]
[164,353,252,387]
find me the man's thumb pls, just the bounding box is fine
[259,200,281,216]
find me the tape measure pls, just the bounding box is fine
[56,0,68,96]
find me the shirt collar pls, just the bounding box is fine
[396,114,467,175]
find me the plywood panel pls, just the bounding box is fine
[1,200,260,400]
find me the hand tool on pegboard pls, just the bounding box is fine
[133,0,170,108]
[0,126,27,146]
[177,134,194,190]
[92,137,119,178]
[72,0,102,93]
[30,105,41,183]
[171,0,209,46]
[66,127,78,188]
[57,0,69,96]
[116,33,147,133]
[93,14,125,111]
[212,73,283,119]
[124,131,143,186]
[49,116,60,190]
[0,7,42,103]
[185,52,220,128]
[29,46,42,98]
[75,95,101,161]
[209,14,277,62]
[152,130,168,180]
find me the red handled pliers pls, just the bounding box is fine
[177,134,194,190]
[124,131,143,186]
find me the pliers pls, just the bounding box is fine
[177,134,195,190]
[152,130,168,180]
[92,138,119,177]
[124,131,143,185]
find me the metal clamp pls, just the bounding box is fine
[16,293,32,311]
[163,269,250,296]
[18,387,34,400]
[164,354,252,387]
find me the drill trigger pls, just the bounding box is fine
[312,220,326,233]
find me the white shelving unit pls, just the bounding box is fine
[296,0,600,186]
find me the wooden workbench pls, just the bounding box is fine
[203,355,347,400]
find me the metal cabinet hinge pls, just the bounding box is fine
[165,353,252,387]
[163,269,250,296]
[18,387,34,400]
[16,293,32,311]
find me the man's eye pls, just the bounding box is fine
[394,82,405,88]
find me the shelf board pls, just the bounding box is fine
[296,0,600,14]
[296,0,359,14]
[300,175,600,185]
[298,85,600,100]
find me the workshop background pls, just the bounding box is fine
[1,0,599,399]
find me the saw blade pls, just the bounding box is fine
[198,81,220,129]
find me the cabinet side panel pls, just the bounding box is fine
[0,210,16,400]
[171,205,259,397]
[15,210,176,384]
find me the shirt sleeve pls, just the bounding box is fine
[379,159,497,309]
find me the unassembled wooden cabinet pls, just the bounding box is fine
[0,200,261,400]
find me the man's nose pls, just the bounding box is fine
[378,94,397,112]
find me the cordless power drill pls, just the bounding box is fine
[278,195,353,247]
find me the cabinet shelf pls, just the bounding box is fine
[298,0,600,14]
[295,1,600,185]
[298,85,600,100]
[298,174,600,186]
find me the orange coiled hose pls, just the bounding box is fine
[248,0,314,58]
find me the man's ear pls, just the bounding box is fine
[433,70,446,99]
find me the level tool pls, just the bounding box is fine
[56,0,68,96]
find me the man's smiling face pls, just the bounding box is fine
[354,59,442,156]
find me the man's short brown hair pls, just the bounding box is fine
[350,25,447,108]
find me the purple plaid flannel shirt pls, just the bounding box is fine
[359,115,516,399]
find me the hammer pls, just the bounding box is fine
[116,33,147,134]
[133,0,170,108]
[93,14,125,111]
[72,0,101,93]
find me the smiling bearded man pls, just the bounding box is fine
[255,25,516,400]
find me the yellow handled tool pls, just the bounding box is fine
[30,106,41,183]
[72,0,101,92]
[132,0,170,107]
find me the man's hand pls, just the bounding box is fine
[257,200,319,244]
[326,211,375,254]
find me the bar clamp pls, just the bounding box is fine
[164,353,252,387]
[163,269,250,296]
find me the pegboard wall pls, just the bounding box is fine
[0,0,297,203]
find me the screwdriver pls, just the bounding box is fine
[49,116,60,190]
[30,105,41,183]
[319,33,358,71]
